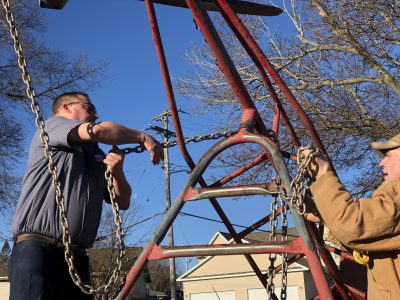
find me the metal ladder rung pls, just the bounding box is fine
[187,182,278,201]
[148,239,303,260]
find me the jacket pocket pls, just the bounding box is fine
[368,273,392,300]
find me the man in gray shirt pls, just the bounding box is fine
[8,91,163,300]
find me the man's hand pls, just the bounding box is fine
[299,149,331,180]
[303,194,322,222]
[103,146,131,210]
[103,146,125,178]
[304,212,322,222]
[143,134,164,165]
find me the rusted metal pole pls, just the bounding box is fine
[308,223,352,300]
[147,239,304,259]
[213,0,333,169]
[184,0,269,135]
[144,0,196,169]
[144,2,271,287]
[186,183,279,200]
[237,206,288,239]
[116,132,334,299]
[210,152,268,187]
[211,0,301,146]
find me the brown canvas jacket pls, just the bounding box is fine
[310,171,400,299]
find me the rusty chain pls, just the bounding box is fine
[290,146,321,215]
[2,0,124,295]
[265,177,290,300]
[266,146,320,299]
[267,190,278,300]
[121,130,238,154]
[279,189,288,300]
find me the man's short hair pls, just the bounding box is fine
[52,91,90,115]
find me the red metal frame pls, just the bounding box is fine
[31,1,368,299]
[116,132,336,299]
[114,0,366,299]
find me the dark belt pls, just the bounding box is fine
[16,233,87,255]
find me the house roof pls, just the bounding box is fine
[245,227,299,243]
[218,232,234,241]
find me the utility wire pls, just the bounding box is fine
[178,212,270,233]
[179,212,299,238]
[95,207,296,242]
[95,211,165,241]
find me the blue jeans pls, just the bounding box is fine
[8,240,93,300]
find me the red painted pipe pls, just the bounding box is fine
[184,0,269,135]
[145,0,196,169]
[213,0,334,170]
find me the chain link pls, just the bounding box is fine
[265,177,291,300]
[121,130,238,154]
[279,185,288,300]
[2,0,124,295]
[266,181,278,300]
[265,146,320,298]
[290,146,321,215]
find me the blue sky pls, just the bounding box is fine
[5,0,294,270]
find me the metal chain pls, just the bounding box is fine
[2,0,124,295]
[290,146,321,215]
[265,146,320,298]
[266,178,290,300]
[278,182,289,300]
[121,130,238,154]
[267,190,278,300]
[102,171,126,294]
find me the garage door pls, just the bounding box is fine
[190,290,235,300]
[248,286,299,300]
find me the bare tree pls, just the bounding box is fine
[0,240,10,263]
[176,0,399,195]
[89,204,149,299]
[148,260,171,293]
[0,108,23,212]
[0,1,106,214]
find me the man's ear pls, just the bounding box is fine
[61,103,71,113]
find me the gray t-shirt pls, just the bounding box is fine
[12,116,107,248]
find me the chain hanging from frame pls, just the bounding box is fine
[291,146,322,215]
[266,145,320,300]
[265,176,290,300]
[2,0,125,296]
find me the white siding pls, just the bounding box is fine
[0,281,10,300]
[190,290,235,300]
[248,286,299,300]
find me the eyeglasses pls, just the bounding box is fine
[67,101,97,115]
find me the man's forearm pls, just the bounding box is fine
[69,121,163,164]
[112,174,132,210]
[75,121,146,145]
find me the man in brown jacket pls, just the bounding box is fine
[302,133,400,299]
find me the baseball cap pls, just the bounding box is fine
[371,133,400,157]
